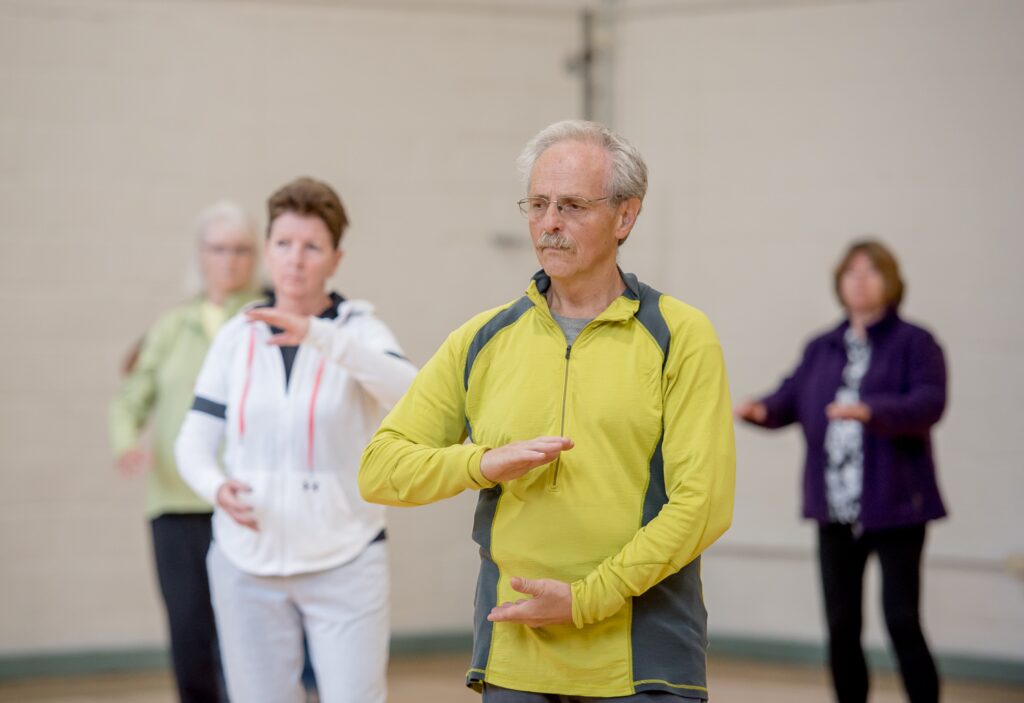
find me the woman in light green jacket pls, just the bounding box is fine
[109,201,259,703]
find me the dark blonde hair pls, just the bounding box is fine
[834,239,905,310]
[267,177,348,249]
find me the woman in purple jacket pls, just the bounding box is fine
[736,240,947,703]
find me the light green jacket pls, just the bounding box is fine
[109,292,258,519]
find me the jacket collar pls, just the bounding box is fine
[182,289,260,335]
[255,291,346,320]
[223,290,259,315]
[525,268,641,323]
[826,307,902,346]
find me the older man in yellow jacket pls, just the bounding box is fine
[360,120,736,702]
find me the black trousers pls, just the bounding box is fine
[818,523,940,703]
[151,513,224,703]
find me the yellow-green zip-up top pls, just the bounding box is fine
[360,271,735,699]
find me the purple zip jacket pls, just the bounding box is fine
[750,308,948,530]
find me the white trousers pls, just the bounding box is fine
[207,540,389,703]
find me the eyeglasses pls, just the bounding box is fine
[517,195,612,221]
[202,244,254,258]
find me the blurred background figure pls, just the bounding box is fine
[175,177,417,703]
[736,240,947,703]
[108,201,260,703]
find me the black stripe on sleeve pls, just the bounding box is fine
[384,350,410,361]
[192,396,227,419]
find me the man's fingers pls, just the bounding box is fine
[517,449,556,464]
[481,436,575,483]
[488,578,572,627]
[504,442,572,474]
[524,437,574,451]
[518,438,572,462]
[487,600,552,627]
[510,576,543,596]
[488,601,529,622]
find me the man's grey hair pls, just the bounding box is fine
[516,120,648,204]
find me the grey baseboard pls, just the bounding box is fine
[387,631,474,656]
[1,631,1021,685]
[708,634,1024,685]
[0,647,170,680]
[0,632,474,681]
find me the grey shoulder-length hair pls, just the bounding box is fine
[182,200,261,296]
[516,119,649,205]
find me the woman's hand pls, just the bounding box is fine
[826,402,872,423]
[116,448,152,477]
[245,308,310,346]
[735,400,768,424]
[216,479,259,531]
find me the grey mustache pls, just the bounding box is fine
[537,232,573,250]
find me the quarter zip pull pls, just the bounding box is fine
[551,344,572,491]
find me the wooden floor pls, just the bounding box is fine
[0,654,1021,702]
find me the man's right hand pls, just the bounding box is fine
[216,480,259,531]
[479,436,574,484]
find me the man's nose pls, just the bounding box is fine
[538,201,564,230]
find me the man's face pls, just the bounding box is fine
[527,140,633,282]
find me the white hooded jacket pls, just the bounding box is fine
[175,295,417,576]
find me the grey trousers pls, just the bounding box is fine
[207,541,389,703]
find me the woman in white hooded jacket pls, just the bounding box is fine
[175,177,416,703]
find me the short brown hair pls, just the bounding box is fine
[834,239,905,310]
[267,177,348,249]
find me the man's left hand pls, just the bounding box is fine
[487,577,573,628]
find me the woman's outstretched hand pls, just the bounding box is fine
[734,400,767,424]
[246,308,310,346]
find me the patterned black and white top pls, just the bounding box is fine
[823,328,872,526]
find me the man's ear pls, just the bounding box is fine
[616,198,642,235]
